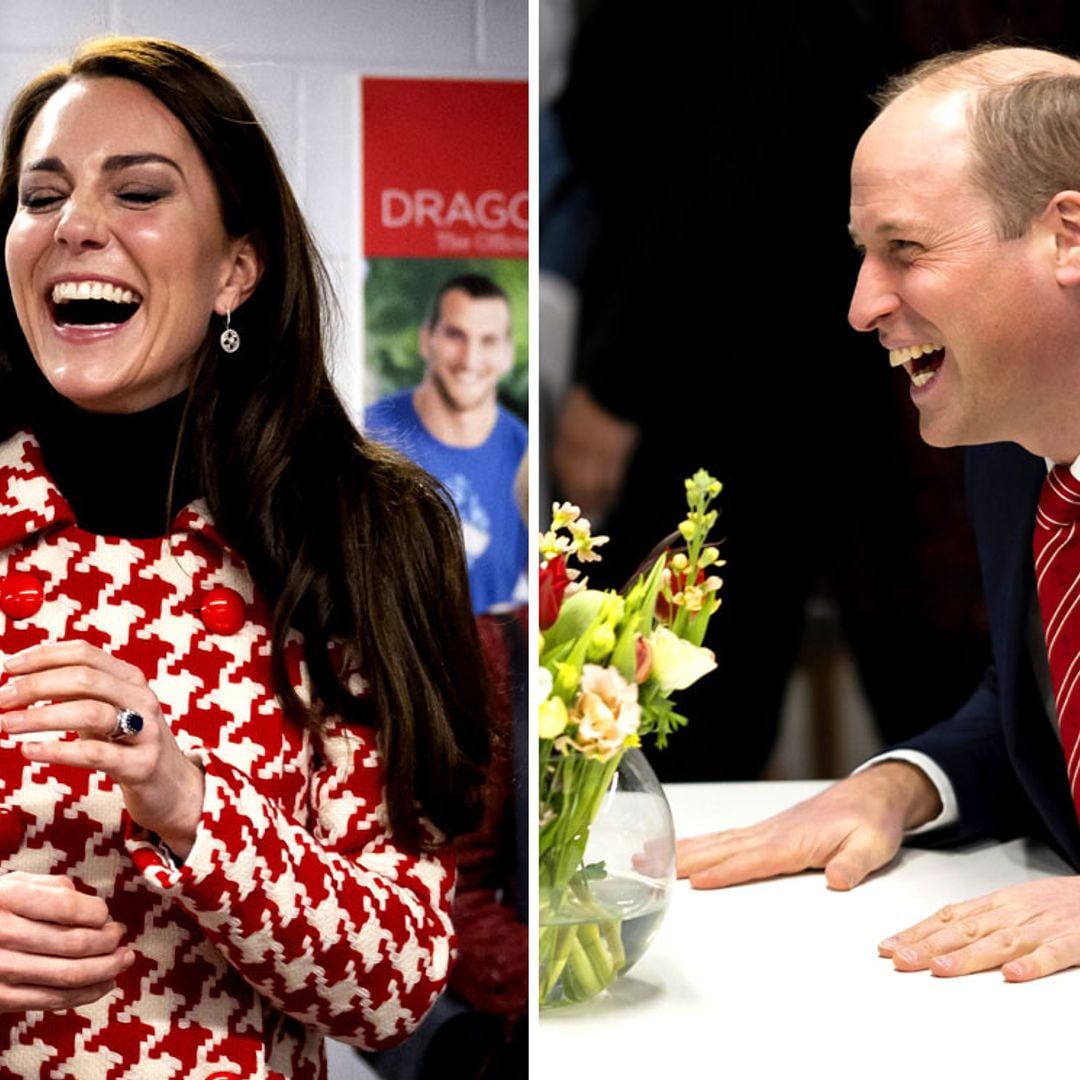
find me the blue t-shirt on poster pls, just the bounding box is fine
[365,390,528,614]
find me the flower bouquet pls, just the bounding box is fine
[538,470,724,1008]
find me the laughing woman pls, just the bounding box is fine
[0,37,488,1080]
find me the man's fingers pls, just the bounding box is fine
[1003,938,1077,982]
[676,828,750,855]
[675,830,749,878]
[631,836,674,877]
[921,926,1037,977]
[878,882,1080,978]
[885,922,997,974]
[903,911,1008,966]
[687,843,807,890]
[823,827,900,891]
[879,895,999,957]
[823,855,868,892]
[678,822,891,890]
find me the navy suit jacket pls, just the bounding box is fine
[900,442,1080,870]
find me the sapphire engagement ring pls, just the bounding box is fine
[110,707,144,741]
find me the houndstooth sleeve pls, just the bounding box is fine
[124,718,456,1051]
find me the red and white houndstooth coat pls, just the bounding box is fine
[0,431,455,1080]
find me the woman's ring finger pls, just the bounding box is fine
[108,708,144,742]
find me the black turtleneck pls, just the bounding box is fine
[25,369,200,540]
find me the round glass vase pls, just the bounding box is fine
[538,747,675,1010]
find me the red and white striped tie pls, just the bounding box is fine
[1034,464,1080,822]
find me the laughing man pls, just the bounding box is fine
[678,44,1080,982]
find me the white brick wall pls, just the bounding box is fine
[0,0,527,424]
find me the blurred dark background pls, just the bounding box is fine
[540,0,1080,782]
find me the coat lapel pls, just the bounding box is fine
[0,432,76,552]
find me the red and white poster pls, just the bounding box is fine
[362,78,527,259]
[361,77,528,409]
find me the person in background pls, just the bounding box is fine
[365,274,527,614]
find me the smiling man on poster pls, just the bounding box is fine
[365,273,527,614]
[678,44,1080,982]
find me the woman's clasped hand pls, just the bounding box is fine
[0,641,204,856]
[0,873,133,1013]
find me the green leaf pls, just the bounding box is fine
[543,590,606,652]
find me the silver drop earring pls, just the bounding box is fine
[220,308,240,354]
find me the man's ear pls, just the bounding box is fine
[213,236,263,316]
[418,324,433,364]
[1047,192,1080,288]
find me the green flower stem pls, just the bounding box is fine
[539,738,553,782]
[539,863,629,1007]
[538,924,575,1002]
[538,917,622,1006]
[600,914,626,971]
[566,923,611,1001]
[568,874,626,974]
[538,730,635,1007]
[540,750,621,897]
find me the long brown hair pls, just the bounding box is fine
[0,37,490,848]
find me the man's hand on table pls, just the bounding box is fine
[677,763,1080,981]
[675,761,941,891]
[880,877,1080,982]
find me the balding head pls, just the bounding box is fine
[874,45,1080,107]
[873,45,1080,238]
[848,43,1080,460]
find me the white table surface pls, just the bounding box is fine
[538,781,1079,1078]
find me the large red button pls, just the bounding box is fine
[200,586,246,634]
[0,807,26,855]
[0,572,44,619]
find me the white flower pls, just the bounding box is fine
[539,530,570,562]
[648,626,717,692]
[567,519,609,562]
[551,502,581,529]
[537,666,553,700]
[562,664,640,761]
